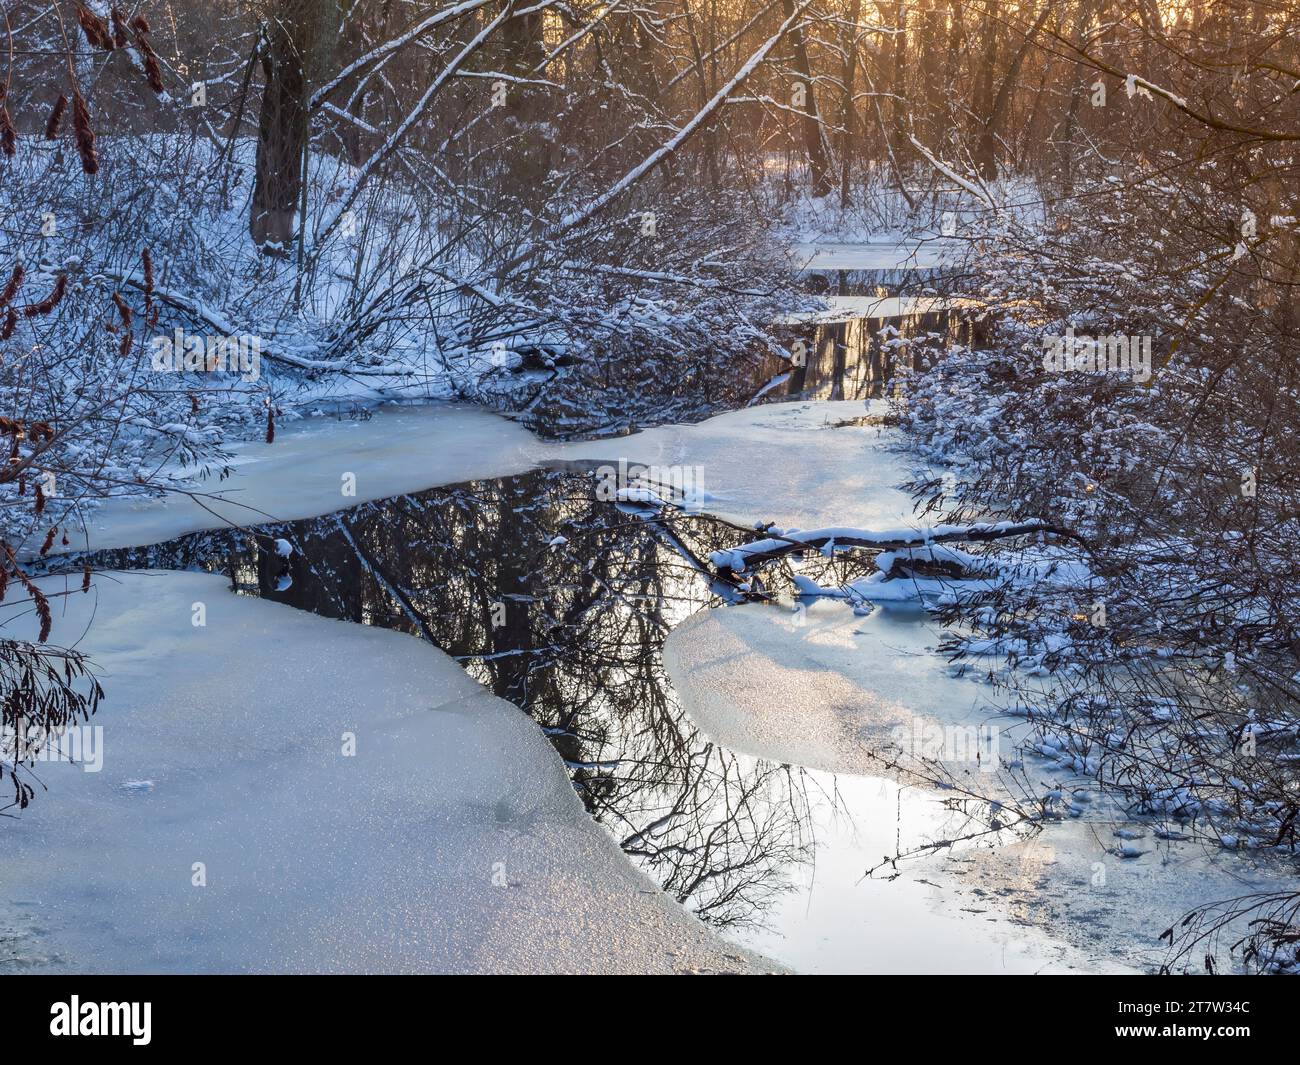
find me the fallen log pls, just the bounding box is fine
[708,520,1083,573]
[95,270,408,377]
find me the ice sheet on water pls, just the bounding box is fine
[0,572,777,975]
[60,399,928,555]
[666,593,1290,972]
[59,405,546,555]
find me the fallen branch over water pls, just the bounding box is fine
[707,520,1083,573]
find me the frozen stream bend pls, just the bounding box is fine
[14,400,1288,973]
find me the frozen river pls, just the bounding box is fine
[19,398,1289,973]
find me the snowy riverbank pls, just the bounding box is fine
[0,571,779,974]
[62,398,911,555]
[60,405,546,555]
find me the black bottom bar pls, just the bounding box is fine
[1,973,1289,1050]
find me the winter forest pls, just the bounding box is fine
[1,0,1299,987]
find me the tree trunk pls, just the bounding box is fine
[250,1,335,251]
[975,2,1052,181]
[783,0,834,197]
[683,3,721,190]
[889,0,909,160]
[1058,0,1096,196]
[970,0,1000,179]
[501,1,545,74]
[944,0,964,140]
[918,0,944,143]
[839,0,862,207]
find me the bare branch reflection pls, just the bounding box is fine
[74,468,826,929]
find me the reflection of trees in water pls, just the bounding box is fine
[78,469,816,929]
[766,307,975,403]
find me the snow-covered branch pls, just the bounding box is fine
[708,521,1081,573]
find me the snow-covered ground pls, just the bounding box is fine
[60,405,544,554]
[563,399,921,531]
[0,571,778,974]
[664,598,989,777]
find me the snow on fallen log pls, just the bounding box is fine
[784,535,1100,605]
[791,542,1011,606]
[709,520,1080,573]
